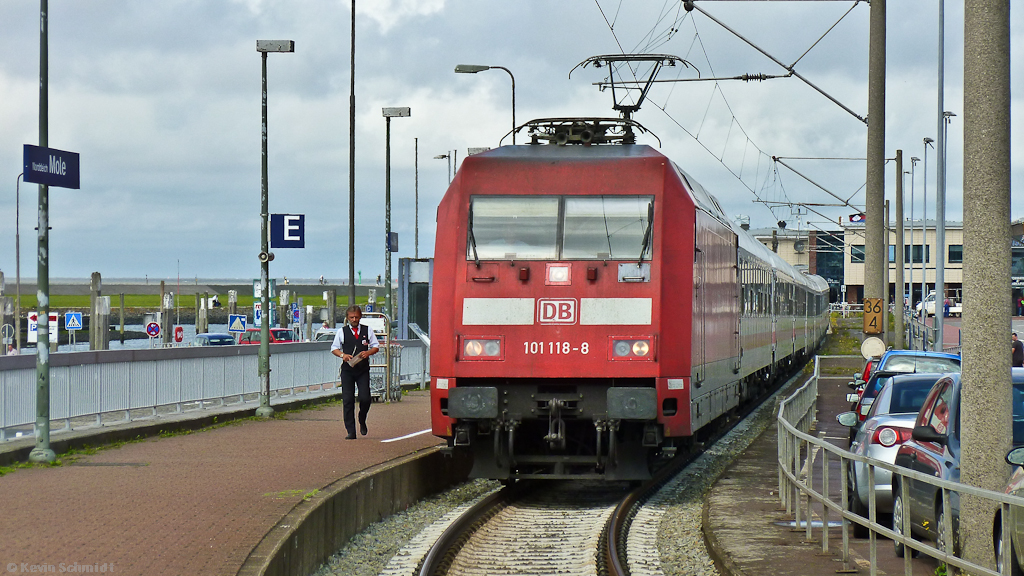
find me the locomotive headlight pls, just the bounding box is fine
[545,263,571,285]
[613,341,632,357]
[462,338,502,360]
[610,338,654,360]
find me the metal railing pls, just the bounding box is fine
[778,355,1022,575]
[0,339,429,441]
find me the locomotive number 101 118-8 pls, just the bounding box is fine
[524,341,590,355]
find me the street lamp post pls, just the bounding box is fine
[934,111,956,351]
[29,0,55,464]
[15,173,23,353]
[383,107,411,321]
[256,39,294,419]
[909,157,919,305]
[434,153,451,184]
[414,137,419,259]
[922,137,934,338]
[455,64,516,144]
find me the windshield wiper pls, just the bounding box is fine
[467,203,480,268]
[637,201,654,266]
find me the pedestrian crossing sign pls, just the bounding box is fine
[228,314,247,333]
[65,312,83,331]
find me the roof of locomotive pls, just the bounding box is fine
[466,143,666,161]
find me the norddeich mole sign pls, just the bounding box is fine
[23,144,80,189]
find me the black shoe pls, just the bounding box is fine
[346,432,356,440]
[360,422,368,436]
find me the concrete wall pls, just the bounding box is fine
[238,448,472,576]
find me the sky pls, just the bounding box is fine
[0,0,1020,283]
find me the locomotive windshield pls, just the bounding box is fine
[469,195,653,260]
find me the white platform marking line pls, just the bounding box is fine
[381,429,432,443]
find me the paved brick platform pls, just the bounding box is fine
[0,392,441,576]
[705,374,939,576]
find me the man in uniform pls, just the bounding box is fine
[331,305,380,439]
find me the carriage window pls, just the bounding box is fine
[562,196,653,260]
[469,196,559,259]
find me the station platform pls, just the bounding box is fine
[0,391,447,576]
[705,369,940,576]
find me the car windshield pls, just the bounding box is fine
[882,355,960,374]
[271,329,294,341]
[888,380,937,414]
[206,336,234,345]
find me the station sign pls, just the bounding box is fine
[23,145,80,189]
[270,214,305,248]
[863,298,884,335]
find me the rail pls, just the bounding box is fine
[0,339,429,442]
[777,355,1021,575]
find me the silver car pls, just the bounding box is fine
[838,373,947,537]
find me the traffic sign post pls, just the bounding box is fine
[146,322,161,339]
[228,314,247,333]
[65,311,82,348]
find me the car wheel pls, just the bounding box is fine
[995,524,1023,576]
[893,490,919,558]
[848,467,868,538]
[937,507,959,557]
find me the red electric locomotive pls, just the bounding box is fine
[429,117,829,480]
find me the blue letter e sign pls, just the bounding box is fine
[271,214,305,248]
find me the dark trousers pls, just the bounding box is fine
[341,368,371,434]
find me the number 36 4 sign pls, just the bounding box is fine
[863,298,884,335]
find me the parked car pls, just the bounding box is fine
[192,333,236,346]
[891,368,1024,558]
[838,373,947,536]
[314,327,337,342]
[915,290,962,317]
[995,443,1024,575]
[238,327,296,344]
[847,350,961,442]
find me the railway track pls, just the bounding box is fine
[413,367,805,576]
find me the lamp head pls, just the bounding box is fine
[924,137,935,147]
[257,40,295,53]
[433,154,449,160]
[382,107,411,118]
[455,64,490,73]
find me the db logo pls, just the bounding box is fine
[537,299,577,324]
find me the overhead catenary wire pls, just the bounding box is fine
[592,0,868,230]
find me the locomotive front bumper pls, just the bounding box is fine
[446,386,657,421]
